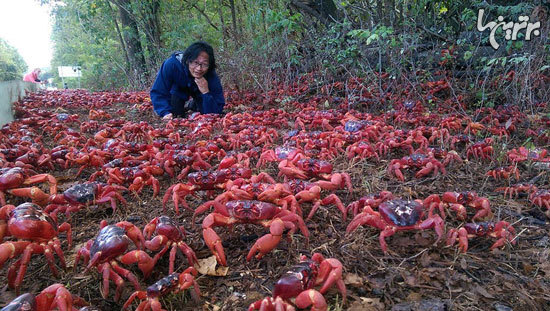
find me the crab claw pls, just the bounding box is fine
[120,250,155,279]
[447,227,469,252]
[201,212,228,266]
[35,283,88,311]
[294,289,328,311]
[316,257,347,304]
[8,187,51,206]
[246,218,284,262]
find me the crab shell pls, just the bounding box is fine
[1,293,35,310]
[187,170,232,189]
[151,216,184,240]
[8,203,58,242]
[146,272,180,298]
[0,167,26,191]
[462,222,496,236]
[296,159,333,176]
[63,183,97,205]
[89,225,131,262]
[225,200,280,221]
[379,199,424,227]
[272,260,318,299]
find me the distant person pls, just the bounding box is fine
[23,68,42,83]
[150,41,225,120]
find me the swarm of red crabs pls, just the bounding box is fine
[0,78,542,310]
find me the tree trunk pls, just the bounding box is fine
[228,0,239,42]
[142,0,162,67]
[376,0,383,25]
[105,0,130,69]
[291,0,339,25]
[218,0,227,46]
[112,0,147,87]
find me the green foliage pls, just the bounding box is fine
[0,38,27,81]
[41,0,547,110]
[50,0,128,90]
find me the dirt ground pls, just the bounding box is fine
[0,84,549,311]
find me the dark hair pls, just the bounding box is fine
[182,41,216,72]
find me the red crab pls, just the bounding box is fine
[530,189,550,216]
[196,200,309,266]
[495,183,537,198]
[0,203,72,290]
[123,268,200,311]
[486,165,520,180]
[0,167,57,205]
[215,181,300,216]
[257,146,305,168]
[12,182,127,216]
[158,151,211,179]
[447,221,516,252]
[507,146,550,163]
[291,183,347,221]
[278,158,353,192]
[101,164,163,197]
[163,168,252,214]
[346,199,445,253]
[347,191,394,217]
[346,141,380,161]
[1,283,89,311]
[387,153,445,181]
[248,253,347,311]
[426,191,492,221]
[74,220,155,301]
[466,138,493,160]
[143,216,198,274]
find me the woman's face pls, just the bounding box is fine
[188,51,210,79]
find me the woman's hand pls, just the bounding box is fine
[162,113,173,120]
[195,77,209,94]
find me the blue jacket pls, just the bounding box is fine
[150,52,225,117]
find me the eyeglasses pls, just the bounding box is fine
[190,60,209,69]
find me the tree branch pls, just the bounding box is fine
[192,3,219,31]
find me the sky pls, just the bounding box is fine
[0,0,53,72]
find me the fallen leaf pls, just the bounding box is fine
[194,255,229,276]
[474,285,494,299]
[536,262,550,276]
[460,258,468,270]
[407,292,422,301]
[419,251,431,267]
[344,273,364,287]
[403,272,418,287]
[202,301,220,311]
[348,297,385,311]
[523,262,534,274]
[414,232,432,246]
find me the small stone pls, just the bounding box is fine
[494,302,513,311]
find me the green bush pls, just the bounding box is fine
[0,38,27,81]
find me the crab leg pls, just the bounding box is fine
[122,291,147,311]
[43,243,60,278]
[178,243,199,270]
[51,239,66,269]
